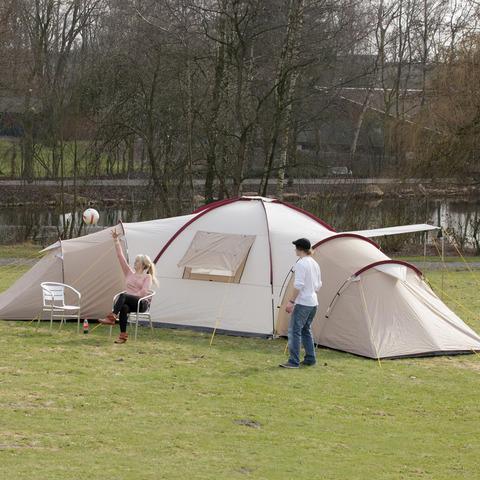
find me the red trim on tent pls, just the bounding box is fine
[354,260,422,277]
[154,196,337,264]
[153,197,246,264]
[312,233,380,250]
[271,199,336,232]
[192,197,241,214]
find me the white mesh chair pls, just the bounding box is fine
[109,290,156,340]
[40,282,82,332]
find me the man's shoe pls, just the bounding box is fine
[279,362,299,369]
[300,361,316,366]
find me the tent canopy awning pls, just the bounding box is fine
[349,223,440,238]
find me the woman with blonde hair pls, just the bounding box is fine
[99,229,158,343]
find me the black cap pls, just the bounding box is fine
[292,238,311,251]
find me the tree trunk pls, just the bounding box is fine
[276,69,300,198]
[10,142,17,177]
[69,138,78,239]
[260,0,305,197]
[127,137,134,176]
[205,5,227,203]
[350,88,373,169]
[21,92,35,182]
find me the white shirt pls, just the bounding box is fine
[293,256,322,306]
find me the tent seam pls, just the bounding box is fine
[359,278,382,360]
[259,199,275,336]
[59,237,65,285]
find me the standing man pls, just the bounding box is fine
[280,238,322,369]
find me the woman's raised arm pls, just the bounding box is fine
[112,230,133,276]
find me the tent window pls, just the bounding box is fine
[178,231,255,283]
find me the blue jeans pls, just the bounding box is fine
[288,304,317,366]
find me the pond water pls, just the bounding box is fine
[0,197,479,252]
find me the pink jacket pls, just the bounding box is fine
[115,241,152,298]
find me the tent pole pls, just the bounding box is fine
[441,232,445,297]
[59,236,65,285]
[437,203,444,299]
[423,231,427,263]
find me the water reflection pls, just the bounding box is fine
[0,197,479,251]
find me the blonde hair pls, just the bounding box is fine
[136,254,159,286]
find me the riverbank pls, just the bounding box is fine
[1,187,479,254]
[0,177,478,207]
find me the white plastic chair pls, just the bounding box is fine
[40,282,82,332]
[109,290,156,340]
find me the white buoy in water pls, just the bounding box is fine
[82,208,99,225]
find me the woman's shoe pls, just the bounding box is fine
[114,332,128,344]
[98,312,117,325]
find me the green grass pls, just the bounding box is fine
[425,270,480,328]
[0,244,43,291]
[0,139,137,178]
[0,243,43,259]
[0,252,480,479]
[395,255,480,264]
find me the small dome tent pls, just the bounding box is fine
[1,196,479,358]
[276,234,480,358]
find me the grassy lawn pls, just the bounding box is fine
[0,243,43,259]
[0,139,136,178]
[0,249,479,479]
[0,244,43,290]
[395,255,480,264]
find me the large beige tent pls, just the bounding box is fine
[1,196,479,358]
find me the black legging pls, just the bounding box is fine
[113,293,148,333]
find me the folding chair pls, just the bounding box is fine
[109,290,156,340]
[40,282,82,332]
